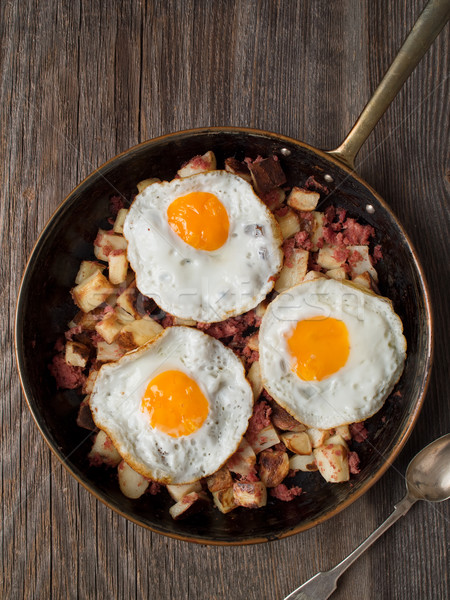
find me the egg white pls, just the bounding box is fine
[259,278,406,429]
[89,326,253,484]
[123,171,283,322]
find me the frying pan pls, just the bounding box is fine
[15,0,448,544]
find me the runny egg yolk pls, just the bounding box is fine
[287,316,350,381]
[167,191,229,251]
[141,370,209,437]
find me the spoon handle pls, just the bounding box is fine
[284,494,416,600]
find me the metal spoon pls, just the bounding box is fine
[284,434,450,600]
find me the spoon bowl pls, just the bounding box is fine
[406,434,450,502]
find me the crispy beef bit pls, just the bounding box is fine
[350,422,368,443]
[248,156,287,194]
[373,244,383,263]
[270,483,303,501]
[147,481,162,495]
[49,354,86,390]
[224,157,252,182]
[161,314,175,328]
[304,175,328,195]
[348,451,361,475]
[109,195,126,217]
[247,400,272,441]
[76,397,97,431]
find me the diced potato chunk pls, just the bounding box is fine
[212,487,236,514]
[348,245,378,282]
[248,424,280,454]
[317,245,344,270]
[314,443,350,483]
[335,424,351,441]
[82,368,99,394]
[118,316,163,350]
[326,267,348,280]
[247,361,263,400]
[75,260,105,285]
[258,450,289,488]
[169,491,209,520]
[108,250,129,285]
[166,481,202,502]
[173,317,197,326]
[118,461,149,499]
[226,438,256,477]
[233,481,267,508]
[325,434,349,450]
[96,340,124,363]
[137,177,160,193]
[303,270,325,282]
[113,208,129,234]
[276,209,301,240]
[65,341,90,368]
[177,151,217,178]
[309,211,325,251]
[287,187,320,212]
[95,311,124,344]
[246,333,259,352]
[281,432,312,455]
[94,229,128,262]
[289,453,318,472]
[116,280,138,317]
[352,271,373,291]
[306,427,331,448]
[89,430,121,467]
[72,271,115,313]
[270,403,306,432]
[206,467,233,492]
[274,248,309,293]
[255,299,269,318]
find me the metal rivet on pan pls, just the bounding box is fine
[365,204,375,214]
[324,174,333,182]
[280,148,291,156]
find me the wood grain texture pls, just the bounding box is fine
[1,0,448,598]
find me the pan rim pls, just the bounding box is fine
[14,125,434,545]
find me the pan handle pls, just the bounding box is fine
[326,0,450,170]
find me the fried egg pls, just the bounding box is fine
[89,326,253,484]
[259,278,406,429]
[123,171,283,322]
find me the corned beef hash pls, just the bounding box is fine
[50,150,406,519]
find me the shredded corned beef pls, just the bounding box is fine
[342,218,374,245]
[235,469,259,483]
[304,175,328,195]
[350,422,368,443]
[293,230,312,250]
[54,337,65,352]
[49,355,86,389]
[65,324,83,340]
[348,451,361,474]
[348,249,363,266]
[332,247,349,263]
[109,195,125,217]
[274,205,289,217]
[373,244,383,262]
[270,484,303,501]
[246,401,272,443]
[242,346,259,364]
[282,238,296,268]
[161,314,175,328]
[261,189,283,210]
[147,481,162,495]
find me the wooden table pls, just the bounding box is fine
[2,1,449,598]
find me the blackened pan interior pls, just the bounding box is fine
[15,127,432,544]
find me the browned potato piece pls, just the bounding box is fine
[116,280,138,317]
[326,266,348,280]
[169,491,209,520]
[95,311,124,344]
[233,481,267,508]
[306,428,331,448]
[96,340,124,363]
[113,208,129,234]
[118,461,149,499]
[352,271,373,291]
[166,481,202,502]
[248,424,280,454]
[118,316,163,351]
[247,361,263,400]
[289,453,318,472]
[177,151,217,178]
[94,229,128,262]
[317,245,344,270]
[314,443,350,483]
[227,438,257,477]
[258,450,289,488]
[308,211,325,251]
[348,245,378,282]
[65,341,90,368]
[206,467,233,493]
[275,208,301,240]
[280,432,312,455]
[88,430,121,467]
[269,402,306,432]
[274,248,309,293]
[75,260,105,285]
[224,157,252,183]
[287,187,320,212]
[246,333,259,352]
[108,250,129,285]
[137,177,160,193]
[72,271,115,313]
[82,368,99,395]
[303,270,325,282]
[212,487,236,514]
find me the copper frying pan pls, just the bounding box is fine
[15,0,449,544]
